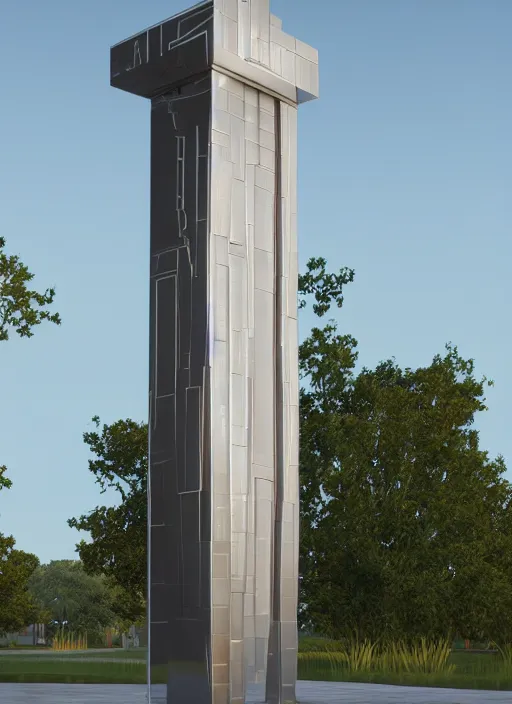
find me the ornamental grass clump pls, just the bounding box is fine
[493,642,512,665]
[298,633,455,678]
[51,628,87,651]
[299,633,379,676]
[340,636,379,673]
[379,638,454,675]
[298,650,346,677]
[491,642,512,677]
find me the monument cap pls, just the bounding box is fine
[110,0,318,104]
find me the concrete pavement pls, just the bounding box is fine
[1,681,511,703]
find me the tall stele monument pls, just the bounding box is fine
[111,2,318,702]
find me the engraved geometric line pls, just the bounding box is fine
[176,136,187,238]
[183,385,202,494]
[110,0,212,49]
[195,126,200,276]
[172,12,212,48]
[133,40,142,70]
[151,86,212,116]
[177,7,212,40]
[194,124,209,276]
[154,274,178,402]
[151,248,179,278]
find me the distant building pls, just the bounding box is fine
[0,624,46,647]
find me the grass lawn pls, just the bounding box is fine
[0,659,149,684]
[63,648,147,660]
[0,649,511,690]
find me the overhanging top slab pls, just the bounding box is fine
[110,0,318,104]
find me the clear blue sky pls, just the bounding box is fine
[1,0,510,565]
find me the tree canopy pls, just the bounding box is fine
[299,333,512,641]
[0,469,41,635]
[28,560,119,639]
[0,236,61,342]
[0,238,61,634]
[67,417,147,626]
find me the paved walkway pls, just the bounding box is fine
[1,682,511,703]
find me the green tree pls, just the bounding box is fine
[298,292,512,642]
[28,560,118,641]
[0,468,41,635]
[0,236,61,341]
[0,238,61,634]
[67,418,147,625]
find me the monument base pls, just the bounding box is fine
[148,682,296,703]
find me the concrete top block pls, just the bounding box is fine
[270,14,282,30]
[111,0,318,104]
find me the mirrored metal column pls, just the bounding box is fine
[110,2,318,702]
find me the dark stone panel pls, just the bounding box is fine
[148,75,212,703]
[150,620,171,667]
[155,275,177,398]
[180,491,200,541]
[167,671,211,704]
[185,386,201,492]
[151,459,181,531]
[150,526,165,585]
[168,4,211,39]
[168,618,209,663]
[177,245,192,373]
[151,394,176,465]
[199,491,211,544]
[147,25,161,66]
[151,583,181,625]
[150,525,180,586]
[197,157,209,222]
[189,225,208,388]
[182,554,201,608]
[200,540,211,608]
[149,462,165,527]
[110,1,213,98]
[111,30,148,77]
[149,112,180,254]
[180,493,201,612]
[151,247,178,278]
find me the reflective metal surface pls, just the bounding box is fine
[110,2,318,702]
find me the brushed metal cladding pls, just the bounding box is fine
[110,2,318,703]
